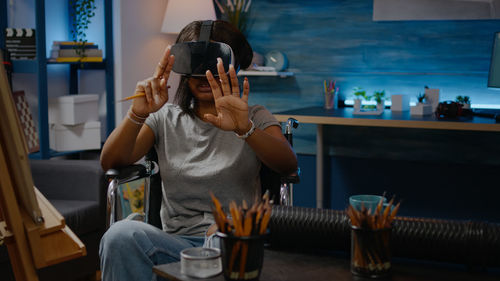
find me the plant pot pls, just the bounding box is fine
[376,102,385,111]
[354,99,362,111]
[410,103,432,116]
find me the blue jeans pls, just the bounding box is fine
[99,220,208,281]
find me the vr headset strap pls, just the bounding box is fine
[199,20,213,43]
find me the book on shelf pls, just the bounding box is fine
[50,41,102,62]
[52,41,95,46]
[59,44,98,49]
[54,57,103,63]
[58,49,102,57]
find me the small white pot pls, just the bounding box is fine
[354,99,361,111]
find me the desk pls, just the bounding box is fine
[274,107,500,208]
[154,249,500,281]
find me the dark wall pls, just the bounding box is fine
[244,0,500,113]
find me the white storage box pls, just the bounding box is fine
[49,94,99,125]
[49,121,101,151]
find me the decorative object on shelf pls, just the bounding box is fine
[48,94,101,151]
[372,90,386,111]
[264,50,289,72]
[351,87,384,115]
[424,86,440,112]
[161,0,216,34]
[250,51,264,68]
[410,93,432,116]
[12,91,39,153]
[455,95,471,109]
[49,94,99,125]
[323,79,338,110]
[49,121,101,151]
[352,87,366,111]
[390,94,409,112]
[69,0,97,62]
[4,28,36,60]
[215,0,252,36]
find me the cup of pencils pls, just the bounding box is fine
[324,80,337,110]
[211,192,271,281]
[347,195,400,278]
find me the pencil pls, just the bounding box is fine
[117,86,171,102]
[119,92,146,102]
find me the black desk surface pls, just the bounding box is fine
[153,249,500,281]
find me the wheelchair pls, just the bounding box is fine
[105,118,300,229]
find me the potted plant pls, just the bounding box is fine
[456,95,471,109]
[352,87,366,111]
[69,0,97,62]
[372,90,386,111]
[410,93,432,116]
[215,0,253,36]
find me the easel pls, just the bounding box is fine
[0,52,86,281]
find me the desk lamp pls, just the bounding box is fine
[161,0,216,34]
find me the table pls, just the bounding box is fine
[273,107,500,208]
[153,248,500,281]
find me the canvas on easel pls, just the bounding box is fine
[0,51,85,281]
[12,90,40,153]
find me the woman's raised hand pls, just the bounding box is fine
[131,46,175,117]
[204,58,251,135]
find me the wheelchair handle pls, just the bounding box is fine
[284,118,299,147]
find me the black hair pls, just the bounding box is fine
[173,20,253,117]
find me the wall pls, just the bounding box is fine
[239,0,500,222]
[245,0,500,115]
[112,0,180,122]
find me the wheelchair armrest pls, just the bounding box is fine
[105,163,153,183]
[281,167,300,184]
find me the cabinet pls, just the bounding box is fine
[0,0,115,159]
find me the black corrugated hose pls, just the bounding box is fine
[268,206,500,267]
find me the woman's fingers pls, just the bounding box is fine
[203,113,221,128]
[144,80,153,105]
[206,70,223,100]
[153,45,172,79]
[160,78,168,100]
[216,58,231,96]
[229,65,240,97]
[162,55,175,81]
[151,78,161,105]
[242,77,250,102]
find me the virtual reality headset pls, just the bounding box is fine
[170,20,236,77]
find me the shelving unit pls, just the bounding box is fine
[238,69,294,78]
[1,0,115,159]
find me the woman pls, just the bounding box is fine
[99,20,297,281]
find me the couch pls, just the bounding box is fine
[0,159,107,281]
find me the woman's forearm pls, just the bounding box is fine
[100,114,151,171]
[245,126,298,175]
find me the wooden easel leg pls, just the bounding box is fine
[5,241,35,281]
[0,148,39,281]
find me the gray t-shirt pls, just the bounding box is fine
[145,104,280,236]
